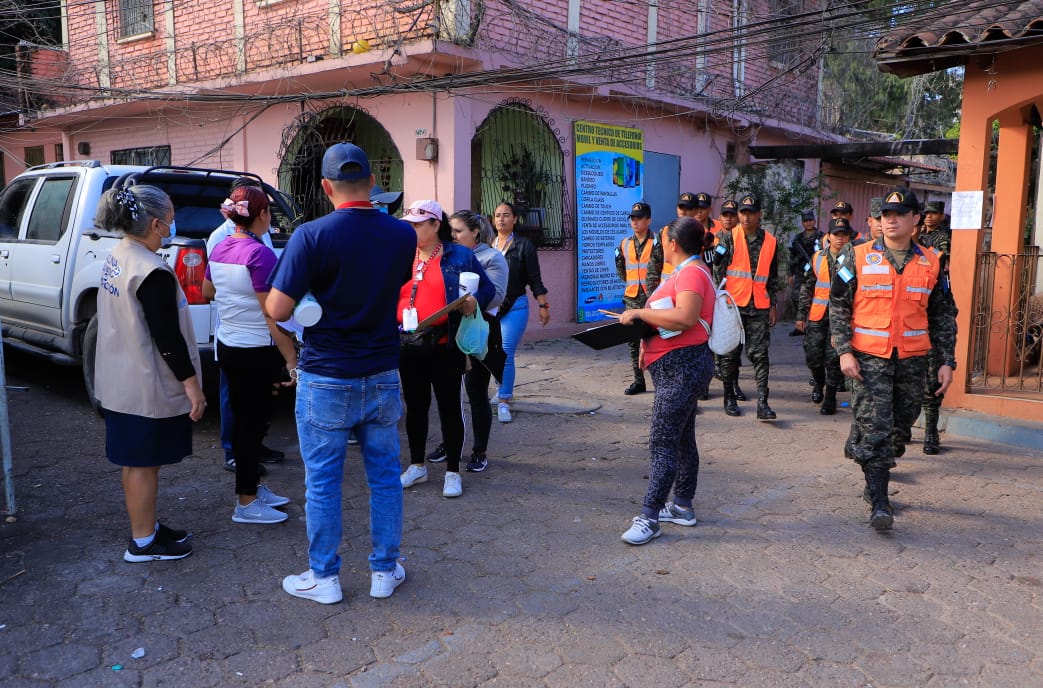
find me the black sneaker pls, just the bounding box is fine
[157,521,191,543]
[465,452,488,473]
[224,457,267,476]
[259,445,285,463]
[124,533,193,563]
[425,443,447,463]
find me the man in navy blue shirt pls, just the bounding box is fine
[267,143,416,604]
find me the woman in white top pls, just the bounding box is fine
[203,185,297,525]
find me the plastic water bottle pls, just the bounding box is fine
[294,292,323,327]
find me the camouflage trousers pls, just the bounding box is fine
[623,293,649,382]
[921,347,944,412]
[845,351,928,470]
[719,308,771,389]
[802,317,843,387]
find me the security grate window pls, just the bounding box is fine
[24,146,45,167]
[119,0,154,38]
[111,146,171,166]
[768,0,801,67]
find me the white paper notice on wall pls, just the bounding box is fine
[950,190,984,230]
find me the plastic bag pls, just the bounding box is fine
[455,311,489,359]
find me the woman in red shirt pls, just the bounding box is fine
[618,217,716,545]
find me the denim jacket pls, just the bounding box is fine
[438,241,495,352]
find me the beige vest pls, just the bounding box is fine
[95,238,202,418]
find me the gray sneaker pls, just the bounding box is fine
[232,499,288,524]
[658,502,697,526]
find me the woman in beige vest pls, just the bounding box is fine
[94,185,206,562]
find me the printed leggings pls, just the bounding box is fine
[643,344,714,514]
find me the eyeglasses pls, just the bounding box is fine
[410,207,438,218]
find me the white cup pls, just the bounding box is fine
[459,271,480,297]
[294,292,323,327]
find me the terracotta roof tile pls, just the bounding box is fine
[876,0,1043,76]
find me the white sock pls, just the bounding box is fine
[133,532,156,548]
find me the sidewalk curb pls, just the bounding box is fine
[941,408,1043,453]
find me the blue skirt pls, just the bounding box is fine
[104,409,193,467]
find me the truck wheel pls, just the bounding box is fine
[81,313,102,416]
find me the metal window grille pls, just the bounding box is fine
[110,146,171,166]
[24,146,45,167]
[119,0,154,38]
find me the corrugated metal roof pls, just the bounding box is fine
[876,1,1043,76]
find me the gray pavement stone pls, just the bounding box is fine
[2,333,1041,687]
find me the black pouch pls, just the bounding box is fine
[400,326,447,355]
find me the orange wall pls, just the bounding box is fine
[950,45,1043,424]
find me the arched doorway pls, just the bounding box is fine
[279,106,403,221]
[472,100,570,248]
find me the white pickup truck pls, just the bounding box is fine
[0,161,301,402]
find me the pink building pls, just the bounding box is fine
[2,0,844,337]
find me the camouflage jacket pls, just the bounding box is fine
[711,224,782,312]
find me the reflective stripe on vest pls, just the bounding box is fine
[622,235,654,298]
[725,225,776,308]
[849,242,941,358]
[808,252,831,322]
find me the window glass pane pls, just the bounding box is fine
[0,178,36,239]
[26,177,75,242]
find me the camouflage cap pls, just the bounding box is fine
[869,197,883,219]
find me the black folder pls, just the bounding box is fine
[571,320,651,350]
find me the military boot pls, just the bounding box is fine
[723,380,740,417]
[861,465,874,505]
[756,388,777,421]
[810,368,825,404]
[868,467,894,531]
[819,385,837,415]
[734,377,748,402]
[923,408,940,455]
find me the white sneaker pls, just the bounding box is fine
[370,563,406,598]
[282,569,343,604]
[442,471,462,498]
[232,499,288,524]
[400,464,428,487]
[497,402,512,423]
[256,484,290,508]
[621,516,662,545]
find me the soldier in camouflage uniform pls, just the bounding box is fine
[712,194,782,420]
[796,218,853,414]
[615,202,664,395]
[788,210,823,336]
[916,200,953,455]
[830,188,957,531]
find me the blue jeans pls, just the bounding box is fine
[497,298,529,400]
[219,369,233,461]
[295,369,403,577]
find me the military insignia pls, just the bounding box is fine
[833,202,845,209]
[886,191,903,204]
[680,193,693,201]
[838,266,854,283]
[697,193,709,202]
[632,203,642,212]
[866,253,883,265]
[919,256,930,265]
[741,196,754,205]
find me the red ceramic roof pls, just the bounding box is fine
[876,0,1043,76]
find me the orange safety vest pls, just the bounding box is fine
[660,226,675,276]
[621,234,655,298]
[808,251,832,322]
[725,225,776,308]
[850,242,941,358]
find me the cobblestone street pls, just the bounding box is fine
[2,333,1041,687]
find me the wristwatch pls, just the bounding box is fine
[539,303,549,309]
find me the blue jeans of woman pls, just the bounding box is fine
[295,369,403,577]
[643,344,714,517]
[497,298,529,400]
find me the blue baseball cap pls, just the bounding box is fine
[322,143,372,181]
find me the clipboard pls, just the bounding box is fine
[571,320,649,350]
[416,293,470,330]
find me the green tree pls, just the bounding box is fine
[820,1,963,139]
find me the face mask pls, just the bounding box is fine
[160,219,177,248]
